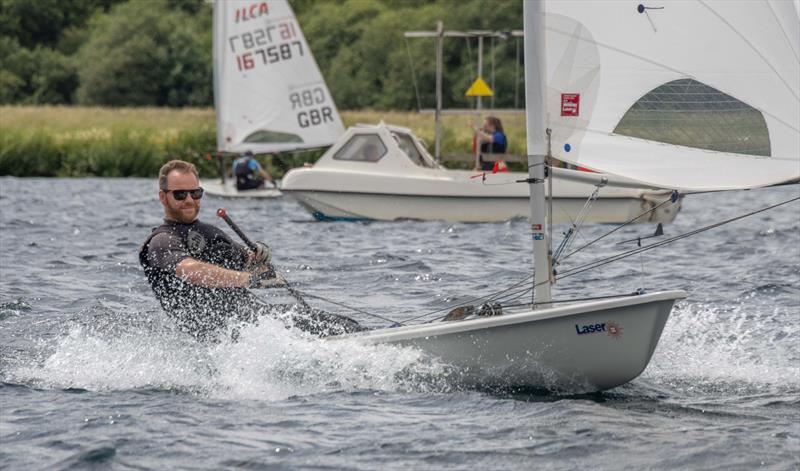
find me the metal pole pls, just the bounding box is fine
[477,36,483,110]
[475,36,483,170]
[514,37,520,109]
[491,36,495,110]
[434,21,444,162]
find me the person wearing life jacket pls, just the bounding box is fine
[232,151,273,191]
[140,160,363,340]
[473,116,508,172]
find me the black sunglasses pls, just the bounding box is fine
[164,187,204,200]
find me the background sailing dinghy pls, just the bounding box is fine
[280,122,680,223]
[322,0,799,392]
[205,0,345,198]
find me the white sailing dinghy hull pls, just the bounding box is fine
[203,179,281,199]
[331,291,685,391]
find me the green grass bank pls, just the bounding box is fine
[0,106,527,178]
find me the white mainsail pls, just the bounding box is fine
[542,0,800,191]
[212,0,345,154]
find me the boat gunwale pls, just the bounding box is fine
[328,290,687,343]
[280,188,659,201]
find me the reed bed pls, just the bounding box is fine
[0,106,526,177]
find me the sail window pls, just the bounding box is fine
[333,134,387,162]
[614,79,771,156]
[243,130,304,144]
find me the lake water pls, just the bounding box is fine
[1,177,798,470]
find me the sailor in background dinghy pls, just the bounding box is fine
[140,160,362,340]
[232,151,274,191]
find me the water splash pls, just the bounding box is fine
[210,317,449,400]
[5,312,451,401]
[645,299,800,394]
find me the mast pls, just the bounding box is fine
[434,21,444,162]
[211,0,224,153]
[523,0,552,306]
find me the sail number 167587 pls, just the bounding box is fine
[235,42,304,71]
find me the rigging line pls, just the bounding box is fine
[554,185,602,262]
[682,184,800,197]
[251,290,403,326]
[404,38,423,112]
[485,280,534,303]
[559,194,675,262]
[403,273,535,324]
[425,283,536,324]
[296,291,403,326]
[557,195,800,280]
[486,285,533,307]
[416,274,536,324]
[479,180,523,186]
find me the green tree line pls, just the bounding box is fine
[0,0,523,110]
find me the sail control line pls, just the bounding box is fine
[217,208,404,327]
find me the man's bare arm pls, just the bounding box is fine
[176,258,250,288]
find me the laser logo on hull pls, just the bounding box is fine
[575,321,623,339]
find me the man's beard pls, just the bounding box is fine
[167,202,199,223]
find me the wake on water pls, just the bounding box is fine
[5,291,797,401]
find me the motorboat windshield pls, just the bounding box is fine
[393,132,438,168]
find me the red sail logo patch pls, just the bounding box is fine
[561,93,580,117]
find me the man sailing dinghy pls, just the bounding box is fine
[140,160,363,340]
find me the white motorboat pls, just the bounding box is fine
[320,0,798,392]
[207,0,344,198]
[281,122,680,223]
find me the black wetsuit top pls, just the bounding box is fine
[139,219,364,339]
[139,220,256,338]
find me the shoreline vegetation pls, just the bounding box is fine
[0,106,526,178]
